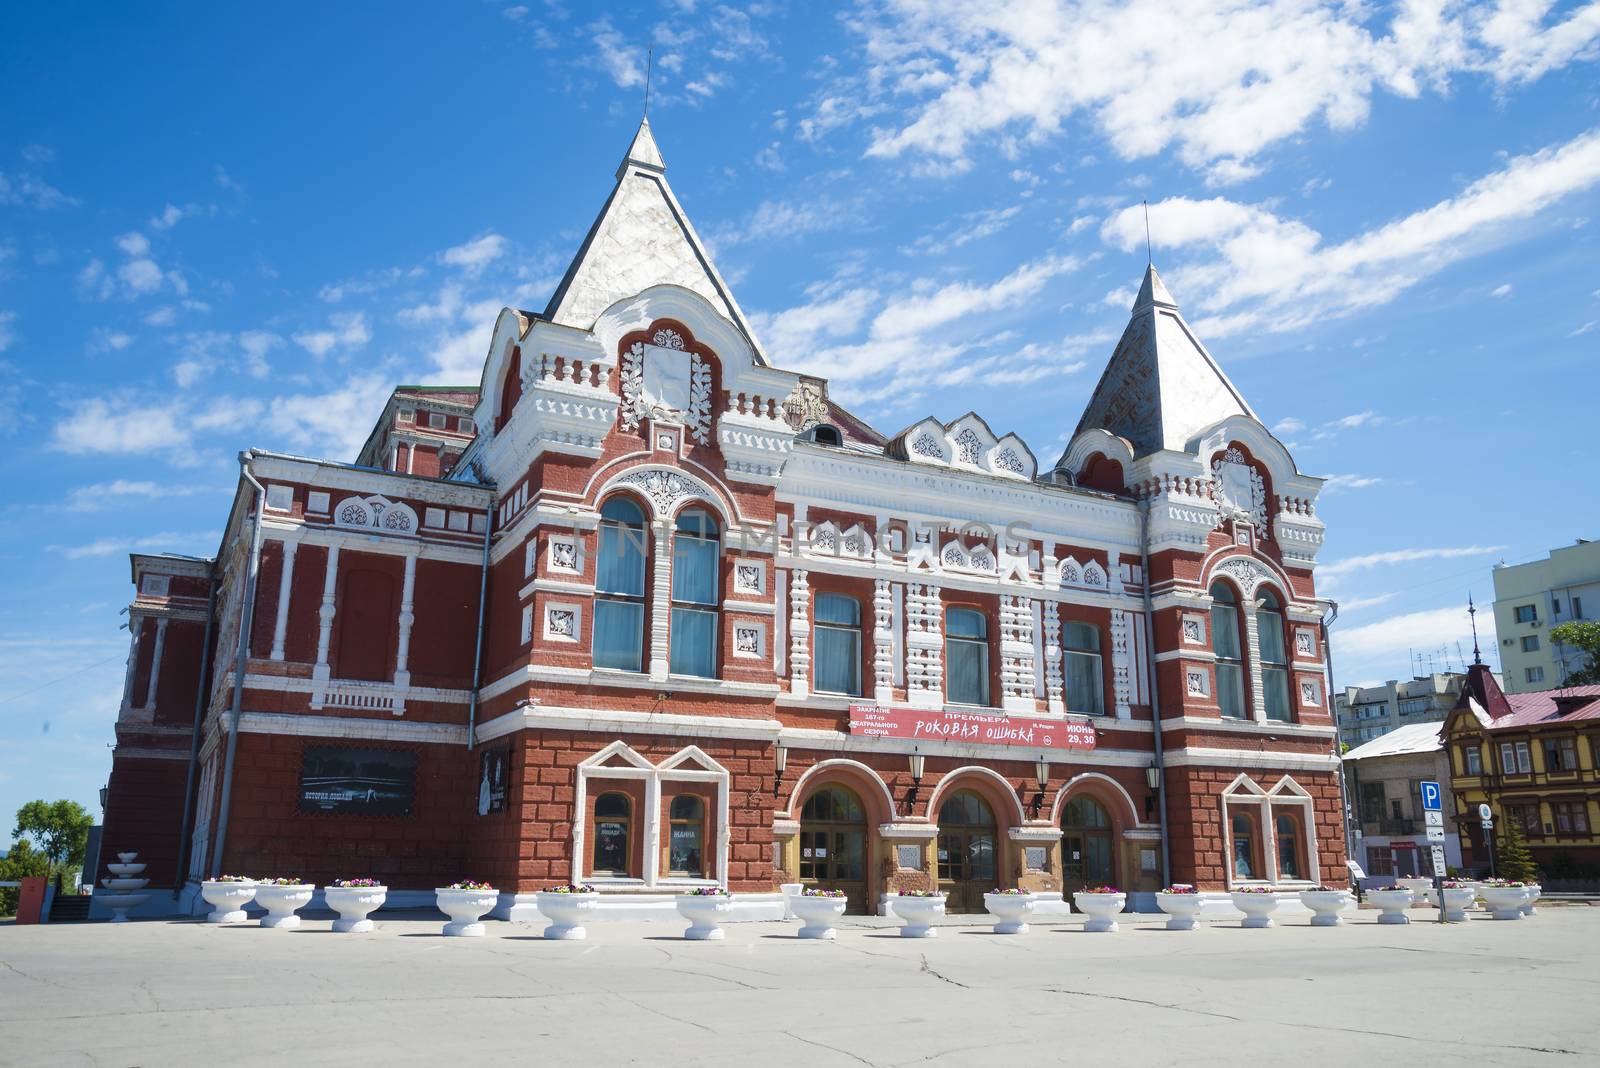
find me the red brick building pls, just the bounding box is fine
[99,121,1345,919]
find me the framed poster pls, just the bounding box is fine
[298,746,416,816]
[477,746,508,816]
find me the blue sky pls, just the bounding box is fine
[2,1,1598,825]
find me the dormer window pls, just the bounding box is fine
[803,423,843,447]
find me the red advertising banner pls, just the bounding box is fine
[848,704,1097,751]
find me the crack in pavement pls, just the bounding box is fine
[918,955,969,989]
[1044,987,1241,1021]
[781,1029,881,1066]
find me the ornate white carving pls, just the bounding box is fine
[1181,615,1205,645]
[1083,561,1107,589]
[911,431,944,458]
[733,623,764,658]
[618,342,648,432]
[1295,627,1316,659]
[550,537,578,573]
[1042,604,1064,714]
[969,544,996,572]
[873,578,894,702]
[994,447,1026,474]
[1110,609,1132,717]
[1000,594,1036,711]
[1300,678,1320,706]
[1186,668,1209,697]
[904,582,944,707]
[841,526,869,557]
[1059,557,1082,585]
[734,561,764,594]
[651,328,686,350]
[614,468,712,515]
[1212,447,1269,539]
[333,495,418,537]
[687,352,713,445]
[810,523,839,554]
[546,607,577,639]
[1213,555,1274,596]
[955,427,982,466]
[618,339,713,445]
[782,379,830,432]
[789,569,810,697]
[941,541,968,569]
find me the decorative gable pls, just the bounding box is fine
[333,495,419,536]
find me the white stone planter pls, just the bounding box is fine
[1395,876,1433,904]
[677,894,734,940]
[983,893,1036,935]
[1073,891,1126,933]
[1230,892,1280,928]
[1367,887,1414,924]
[200,880,257,924]
[1298,890,1353,926]
[1521,884,1541,917]
[791,893,849,939]
[325,885,387,933]
[537,891,599,940]
[255,884,315,929]
[1480,886,1529,920]
[1154,892,1203,931]
[436,887,499,936]
[889,894,946,937]
[1441,886,1476,922]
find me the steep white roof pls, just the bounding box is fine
[1343,721,1444,762]
[542,119,768,364]
[1073,265,1256,457]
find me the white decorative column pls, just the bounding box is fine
[1110,609,1133,719]
[904,582,943,708]
[391,551,418,714]
[872,578,894,703]
[120,619,143,714]
[310,544,340,709]
[1243,602,1265,723]
[789,568,810,698]
[649,524,673,681]
[1041,602,1064,714]
[1000,594,1035,713]
[268,539,299,661]
[142,617,169,713]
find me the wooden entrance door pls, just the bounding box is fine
[937,791,997,913]
[1062,795,1115,894]
[799,786,868,914]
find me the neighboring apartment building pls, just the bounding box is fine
[1343,722,1462,879]
[1334,673,1466,750]
[354,385,480,479]
[1493,539,1600,693]
[1442,663,1600,873]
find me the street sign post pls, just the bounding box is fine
[1420,781,1441,812]
[1420,781,1445,923]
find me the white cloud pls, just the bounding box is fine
[238,330,282,378]
[841,0,1600,181]
[117,258,163,294]
[0,170,78,210]
[1318,544,1506,583]
[1490,282,1513,298]
[64,480,215,512]
[293,312,370,357]
[1321,473,1383,492]
[264,374,395,457]
[48,531,213,561]
[115,232,150,257]
[87,328,133,354]
[1332,604,1482,663]
[52,398,188,455]
[1101,127,1600,336]
[440,233,508,274]
[590,18,647,88]
[1272,416,1305,434]
[713,197,861,249]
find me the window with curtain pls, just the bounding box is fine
[814,593,862,696]
[668,794,705,876]
[1231,811,1257,880]
[1063,622,1104,716]
[593,497,647,671]
[1274,811,1302,879]
[1210,582,1246,718]
[1257,590,1291,722]
[592,792,632,876]
[946,607,990,706]
[670,508,719,678]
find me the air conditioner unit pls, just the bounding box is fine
[1531,620,1541,628]
[1502,638,1512,646]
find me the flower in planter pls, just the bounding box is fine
[332,877,383,888]
[1303,886,1343,892]
[259,877,304,886]
[800,887,847,897]
[988,888,1029,895]
[1440,880,1471,889]
[896,889,944,898]
[683,886,730,896]
[1481,878,1525,888]
[542,883,597,894]
[1233,885,1277,893]
[212,874,255,883]
[446,880,494,891]
[1080,885,1121,895]
[1160,884,1198,894]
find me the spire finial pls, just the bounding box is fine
[1468,593,1483,665]
[643,46,654,119]
[1143,199,1152,266]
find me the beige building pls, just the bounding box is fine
[1342,722,1463,880]
[1334,673,1465,751]
[1492,539,1600,693]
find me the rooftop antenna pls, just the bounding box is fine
[1468,593,1483,665]
[643,46,654,119]
[1142,199,1152,266]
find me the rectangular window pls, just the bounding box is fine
[1553,598,1563,615]
[669,512,719,679]
[265,484,293,512]
[428,412,446,429]
[398,407,414,423]
[1464,746,1482,775]
[1521,635,1540,652]
[1552,802,1590,835]
[1515,741,1532,773]
[1526,666,1545,684]
[1514,604,1537,624]
[1063,622,1104,716]
[519,605,532,645]
[1359,782,1385,824]
[458,416,472,433]
[1211,599,1245,719]
[945,607,990,706]
[1544,737,1578,772]
[1507,803,1540,836]
[813,593,862,696]
[1575,596,1584,618]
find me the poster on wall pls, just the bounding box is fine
[298,747,416,815]
[477,746,508,816]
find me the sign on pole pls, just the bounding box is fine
[1430,844,1448,877]
[1426,824,1445,842]
[1419,781,1442,812]
[1424,810,1444,828]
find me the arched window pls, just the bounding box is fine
[1275,811,1302,880]
[814,593,862,696]
[669,508,720,678]
[801,785,865,823]
[667,794,705,877]
[594,497,647,671]
[592,792,632,876]
[1231,811,1259,880]
[1210,582,1246,719]
[945,607,990,706]
[1064,622,1104,716]
[1257,589,1291,722]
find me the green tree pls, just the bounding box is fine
[1549,621,1600,686]
[0,839,51,916]
[12,799,94,880]
[1496,813,1539,883]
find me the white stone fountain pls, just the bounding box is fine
[99,851,151,923]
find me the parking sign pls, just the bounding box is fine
[1419,781,1441,812]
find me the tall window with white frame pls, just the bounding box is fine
[946,607,990,706]
[1257,590,1292,722]
[1210,582,1247,718]
[1063,622,1104,716]
[813,593,862,696]
[670,508,720,678]
[594,497,647,671]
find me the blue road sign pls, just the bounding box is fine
[1420,781,1441,812]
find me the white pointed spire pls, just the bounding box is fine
[1073,266,1256,456]
[616,118,665,179]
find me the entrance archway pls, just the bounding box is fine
[937,791,998,913]
[799,785,869,914]
[1062,795,1116,894]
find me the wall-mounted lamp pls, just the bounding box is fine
[1032,756,1050,817]
[905,747,925,815]
[772,743,788,797]
[1144,763,1161,819]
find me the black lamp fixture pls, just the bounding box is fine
[1032,755,1050,817]
[772,743,788,797]
[1144,763,1161,818]
[906,747,925,815]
